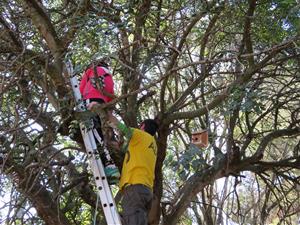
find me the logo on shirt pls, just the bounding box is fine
[148,142,157,156]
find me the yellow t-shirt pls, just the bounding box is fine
[119,128,157,190]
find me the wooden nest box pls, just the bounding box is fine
[191,130,208,148]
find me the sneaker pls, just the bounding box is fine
[105,165,120,185]
[104,165,120,179]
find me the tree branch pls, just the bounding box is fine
[22,0,62,58]
[252,127,300,160]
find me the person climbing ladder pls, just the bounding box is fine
[79,58,120,183]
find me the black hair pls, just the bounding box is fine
[142,119,158,136]
[96,60,109,68]
[85,58,109,72]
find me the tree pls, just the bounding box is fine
[0,0,299,224]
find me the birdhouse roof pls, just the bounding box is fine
[192,130,207,135]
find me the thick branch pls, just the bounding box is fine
[22,0,62,58]
[22,0,67,97]
[253,127,300,159]
[240,0,256,66]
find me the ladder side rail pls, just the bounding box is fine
[81,126,121,224]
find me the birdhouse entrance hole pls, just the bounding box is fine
[191,130,208,148]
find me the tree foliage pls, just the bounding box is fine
[0,0,299,224]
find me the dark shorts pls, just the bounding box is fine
[87,98,105,104]
[121,184,153,225]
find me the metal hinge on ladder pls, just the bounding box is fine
[65,61,122,225]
